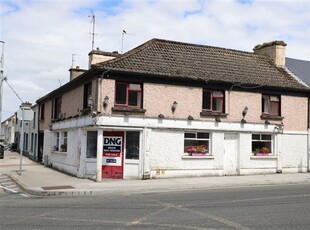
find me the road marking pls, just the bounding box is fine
[0,185,30,197]
[0,185,18,193]
[154,200,250,230]
[20,193,30,197]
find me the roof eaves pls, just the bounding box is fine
[36,69,95,104]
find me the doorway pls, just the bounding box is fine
[102,131,124,179]
[223,133,239,175]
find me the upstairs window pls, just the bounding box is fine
[32,112,36,128]
[52,96,62,119]
[262,95,280,116]
[203,90,224,113]
[40,104,45,120]
[115,82,142,108]
[83,82,92,109]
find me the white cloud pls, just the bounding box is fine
[1,0,310,120]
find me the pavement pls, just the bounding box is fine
[1,151,310,197]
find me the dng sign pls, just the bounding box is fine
[103,137,122,146]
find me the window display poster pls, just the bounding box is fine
[102,136,122,166]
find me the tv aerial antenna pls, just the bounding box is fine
[121,30,135,54]
[89,11,96,51]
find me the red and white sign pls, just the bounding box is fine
[102,136,122,166]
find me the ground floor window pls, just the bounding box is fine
[252,134,273,155]
[126,131,140,160]
[184,132,210,156]
[87,131,97,158]
[53,131,68,152]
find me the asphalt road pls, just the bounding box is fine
[1,183,310,229]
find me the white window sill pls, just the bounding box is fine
[84,158,97,163]
[52,151,67,155]
[182,156,215,159]
[250,155,278,159]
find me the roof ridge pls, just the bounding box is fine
[93,38,260,69]
[92,38,158,68]
[151,38,257,56]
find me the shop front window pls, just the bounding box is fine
[126,131,140,160]
[87,131,97,158]
[184,132,210,156]
[252,134,273,156]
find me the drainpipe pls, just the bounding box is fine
[276,133,282,173]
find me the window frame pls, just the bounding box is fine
[202,90,225,113]
[53,131,68,152]
[184,132,211,156]
[115,82,143,108]
[86,131,97,158]
[262,94,280,116]
[52,96,62,119]
[252,134,273,156]
[83,82,92,109]
[40,104,45,120]
[125,131,140,160]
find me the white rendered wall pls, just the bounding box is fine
[46,115,308,180]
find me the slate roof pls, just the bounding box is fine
[93,38,309,91]
[286,57,310,87]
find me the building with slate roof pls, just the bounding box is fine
[36,39,310,181]
[286,57,310,87]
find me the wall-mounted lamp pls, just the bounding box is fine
[215,117,221,122]
[242,106,248,118]
[241,118,246,123]
[171,101,178,113]
[188,115,194,120]
[241,106,248,123]
[158,114,165,119]
[103,96,109,108]
[265,120,270,125]
[88,95,93,108]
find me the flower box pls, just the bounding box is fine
[255,153,270,156]
[191,153,208,156]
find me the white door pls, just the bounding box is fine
[223,133,239,175]
[123,131,140,179]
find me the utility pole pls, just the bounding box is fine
[0,41,4,139]
[4,77,33,175]
[17,102,33,175]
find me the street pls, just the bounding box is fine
[1,183,310,229]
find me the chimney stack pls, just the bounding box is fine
[253,41,287,67]
[88,47,121,68]
[69,66,86,81]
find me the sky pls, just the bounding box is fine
[1,0,310,121]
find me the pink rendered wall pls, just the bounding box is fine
[281,95,308,131]
[99,80,308,131]
[144,83,202,119]
[39,79,97,130]
[98,79,115,114]
[62,85,84,117]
